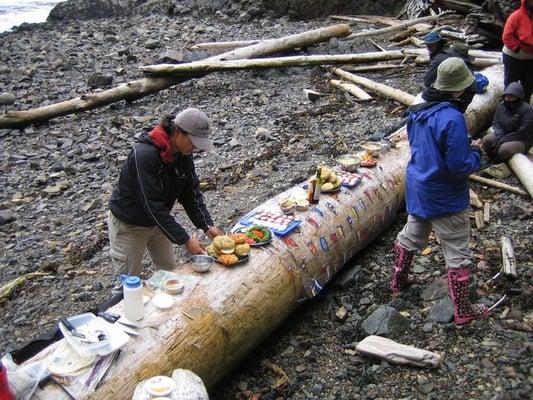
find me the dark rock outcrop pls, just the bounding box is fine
[48,0,140,21]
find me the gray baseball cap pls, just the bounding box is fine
[174,108,213,151]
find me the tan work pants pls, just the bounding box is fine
[108,212,177,276]
[397,209,471,269]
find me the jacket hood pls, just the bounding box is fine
[503,81,525,99]
[135,131,154,145]
[408,102,454,124]
[523,0,533,16]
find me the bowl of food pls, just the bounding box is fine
[190,255,214,273]
[336,154,361,172]
[278,198,296,215]
[360,142,382,157]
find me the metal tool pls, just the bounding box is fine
[38,374,77,400]
[60,318,86,340]
[97,312,140,336]
[95,350,121,390]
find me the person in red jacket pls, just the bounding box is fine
[502,0,533,103]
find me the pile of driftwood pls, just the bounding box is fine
[402,0,520,47]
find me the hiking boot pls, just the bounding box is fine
[447,267,489,325]
[389,242,415,297]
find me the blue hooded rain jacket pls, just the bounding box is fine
[405,102,481,219]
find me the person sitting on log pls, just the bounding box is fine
[502,0,533,104]
[390,58,490,325]
[482,81,533,161]
[108,108,223,283]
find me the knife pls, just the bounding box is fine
[60,318,86,340]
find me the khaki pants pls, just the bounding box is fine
[108,212,177,276]
[397,210,471,269]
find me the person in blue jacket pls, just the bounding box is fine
[389,57,489,325]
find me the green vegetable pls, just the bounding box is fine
[245,225,271,242]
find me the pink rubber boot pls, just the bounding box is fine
[389,242,415,297]
[447,267,489,325]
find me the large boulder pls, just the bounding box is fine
[48,0,140,21]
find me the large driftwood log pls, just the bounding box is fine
[30,65,503,400]
[403,47,502,60]
[507,153,533,199]
[141,51,405,75]
[344,11,453,39]
[332,68,416,106]
[0,24,351,129]
[188,40,260,52]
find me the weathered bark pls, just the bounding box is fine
[330,79,373,101]
[0,24,351,129]
[333,68,416,106]
[356,335,443,368]
[141,51,406,75]
[30,65,503,400]
[500,236,517,278]
[469,174,528,196]
[507,153,533,199]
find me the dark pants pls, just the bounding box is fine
[503,54,533,104]
[482,131,528,161]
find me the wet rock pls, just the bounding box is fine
[362,305,410,336]
[0,92,16,105]
[0,210,15,226]
[429,296,454,323]
[87,72,113,89]
[422,278,448,301]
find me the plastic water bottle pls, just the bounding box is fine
[0,361,14,400]
[123,276,144,321]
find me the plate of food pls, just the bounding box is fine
[321,182,341,193]
[232,226,273,247]
[207,235,251,266]
[239,211,302,236]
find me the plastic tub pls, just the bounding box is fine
[58,313,111,357]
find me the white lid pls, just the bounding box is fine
[152,293,174,310]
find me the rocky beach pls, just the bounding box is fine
[0,0,531,399]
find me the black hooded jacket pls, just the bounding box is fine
[109,131,213,245]
[492,82,533,148]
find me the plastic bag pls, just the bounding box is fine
[2,354,49,400]
[475,72,489,94]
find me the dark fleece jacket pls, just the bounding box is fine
[492,81,533,148]
[109,128,213,245]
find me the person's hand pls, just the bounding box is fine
[184,235,206,255]
[205,226,224,240]
[470,139,482,151]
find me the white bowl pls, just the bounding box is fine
[145,375,176,397]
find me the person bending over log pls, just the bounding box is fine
[502,0,533,103]
[390,58,490,325]
[423,32,474,88]
[108,108,223,280]
[482,82,533,161]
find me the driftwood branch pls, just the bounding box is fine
[330,79,372,101]
[469,174,528,197]
[345,11,453,39]
[141,51,405,75]
[0,272,48,303]
[332,68,416,105]
[0,24,351,129]
[500,236,517,278]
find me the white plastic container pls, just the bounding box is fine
[58,313,111,357]
[123,276,144,321]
